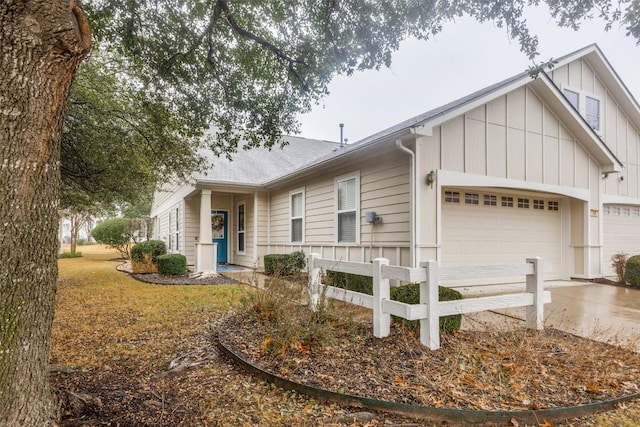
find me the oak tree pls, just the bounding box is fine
[1,1,638,425]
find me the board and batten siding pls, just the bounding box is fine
[550,58,640,199]
[431,86,597,190]
[262,149,411,266]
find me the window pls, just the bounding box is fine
[533,199,545,210]
[623,208,631,216]
[563,87,602,132]
[336,173,359,243]
[484,195,497,206]
[465,193,479,205]
[548,201,559,211]
[237,202,245,253]
[564,89,579,110]
[612,207,620,215]
[290,189,304,243]
[175,207,179,251]
[517,198,530,209]
[445,191,460,203]
[586,96,600,131]
[501,196,514,207]
[168,211,172,250]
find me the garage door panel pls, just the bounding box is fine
[603,206,640,278]
[442,192,562,282]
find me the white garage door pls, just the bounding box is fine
[442,190,562,281]
[602,205,640,278]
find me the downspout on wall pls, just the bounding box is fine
[395,139,417,268]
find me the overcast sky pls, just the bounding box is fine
[297,5,640,143]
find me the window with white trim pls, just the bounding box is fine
[563,87,602,132]
[290,188,305,243]
[175,207,179,251]
[336,173,359,243]
[237,202,245,253]
[168,211,173,250]
[533,199,544,210]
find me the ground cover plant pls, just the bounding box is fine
[53,246,640,426]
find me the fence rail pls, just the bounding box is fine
[308,254,550,350]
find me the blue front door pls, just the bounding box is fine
[211,210,228,263]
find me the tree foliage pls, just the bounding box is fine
[83,0,639,160]
[91,217,150,259]
[60,50,206,213]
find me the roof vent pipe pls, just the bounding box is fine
[339,123,344,148]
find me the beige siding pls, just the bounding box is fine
[432,87,596,191]
[263,147,411,266]
[551,59,640,199]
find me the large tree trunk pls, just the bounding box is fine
[0,2,90,425]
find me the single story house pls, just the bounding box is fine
[151,44,640,281]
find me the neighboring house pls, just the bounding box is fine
[151,44,640,280]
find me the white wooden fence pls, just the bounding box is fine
[307,253,551,350]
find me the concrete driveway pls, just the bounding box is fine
[462,281,640,351]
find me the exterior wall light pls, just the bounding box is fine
[426,170,435,188]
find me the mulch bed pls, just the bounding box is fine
[131,272,241,285]
[218,310,640,415]
[116,260,241,285]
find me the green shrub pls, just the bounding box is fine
[623,255,640,288]
[326,272,462,333]
[391,283,463,333]
[290,251,306,270]
[131,240,166,263]
[264,251,306,276]
[325,271,373,295]
[91,218,130,259]
[157,254,187,276]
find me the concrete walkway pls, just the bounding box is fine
[462,281,640,351]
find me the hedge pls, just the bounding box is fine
[264,251,306,276]
[623,254,640,288]
[327,271,462,333]
[391,283,463,333]
[131,240,167,273]
[157,254,187,276]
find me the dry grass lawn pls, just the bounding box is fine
[51,245,640,426]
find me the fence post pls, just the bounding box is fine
[526,257,544,330]
[308,253,321,312]
[372,258,390,338]
[420,260,440,350]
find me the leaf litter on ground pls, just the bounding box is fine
[52,245,640,426]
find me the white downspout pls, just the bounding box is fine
[395,139,417,268]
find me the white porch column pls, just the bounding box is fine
[196,189,217,273]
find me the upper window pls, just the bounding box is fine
[237,202,245,253]
[585,96,600,131]
[564,89,579,110]
[563,87,602,132]
[336,173,359,243]
[290,189,305,243]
